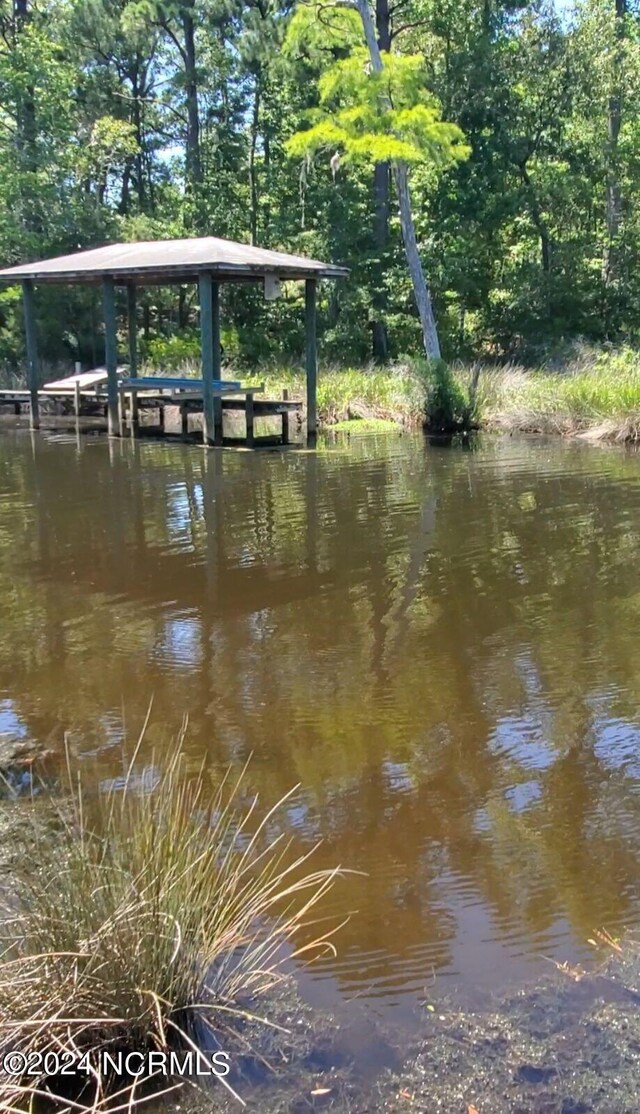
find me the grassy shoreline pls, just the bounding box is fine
[3,346,640,443]
[245,347,640,442]
[473,351,640,442]
[3,737,640,1113]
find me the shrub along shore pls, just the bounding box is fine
[245,346,640,442]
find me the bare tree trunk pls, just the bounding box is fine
[603,0,625,288]
[355,0,441,359]
[119,159,132,214]
[395,164,441,358]
[13,0,39,233]
[249,73,260,246]
[182,2,202,204]
[371,0,390,361]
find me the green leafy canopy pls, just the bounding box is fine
[286,47,470,170]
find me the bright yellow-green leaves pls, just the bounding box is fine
[286,46,469,171]
[284,5,363,60]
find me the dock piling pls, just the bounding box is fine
[22,279,40,431]
[246,392,255,447]
[282,389,290,445]
[127,286,139,433]
[199,273,215,445]
[102,278,120,437]
[305,279,317,442]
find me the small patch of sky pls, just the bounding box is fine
[505,779,542,812]
[489,715,556,771]
[593,717,640,781]
[551,0,576,28]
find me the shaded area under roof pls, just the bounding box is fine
[0,236,349,285]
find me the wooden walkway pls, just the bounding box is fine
[0,374,302,447]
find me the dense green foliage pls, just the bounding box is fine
[1,0,640,373]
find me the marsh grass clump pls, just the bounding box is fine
[0,733,345,1113]
[246,358,478,433]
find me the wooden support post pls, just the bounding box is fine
[158,403,165,433]
[127,285,139,432]
[282,388,290,445]
[246,391,255,447]
[102,277,119,437]
[305,279,317,441]
[129,390,139,437]
[213,396,223,445]
[22,279,40,430]
[211,280,223,445]
[199,272,215,445]
[180,401,189,436]
[74,379,81,432]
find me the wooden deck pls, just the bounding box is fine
[0,379,302,447]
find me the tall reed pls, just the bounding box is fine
[0,725,346,1112]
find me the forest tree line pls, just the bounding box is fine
[0,0,639,371]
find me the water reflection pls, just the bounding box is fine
[1,430,640,1010]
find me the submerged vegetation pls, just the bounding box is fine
[0,732,344,1113]
[379,934,640,1113]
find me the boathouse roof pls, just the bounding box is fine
[0,236,349,285]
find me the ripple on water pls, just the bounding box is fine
[2,431,640,1025]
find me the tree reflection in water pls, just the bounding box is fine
[1,430,640,1009]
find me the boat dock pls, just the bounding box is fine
[0,235,349,448]
[0,373,303,447]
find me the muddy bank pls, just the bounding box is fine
[0,732,54,798]
[161,983,399,1114]
[164,943,640,1112]
[378,954,640,1113]
[0,731,45,768]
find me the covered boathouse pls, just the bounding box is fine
[0,236,349,445]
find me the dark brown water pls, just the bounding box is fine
[2,428,640,1024]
